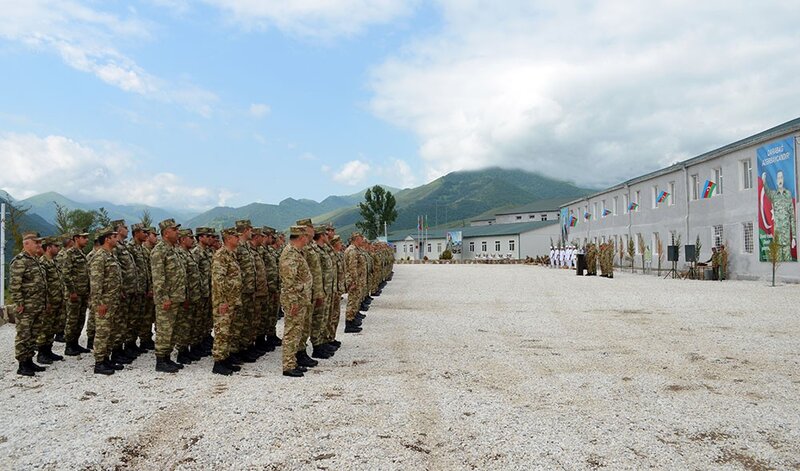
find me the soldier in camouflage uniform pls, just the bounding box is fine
[310,225,336,359]
[233,219,259,363]
[10,233,48,376]
[260,227,282,349]
[113,220,145,362]
[130,224,154,350]
[63,230,92,355]
[192,227,215,355]
[53,234,73,343]
[249,227,270,355]
[36,238,66,365]
[150,218,187,373]
[585,243,597,276]
[344,233,365,333]
[89,227,124,375]
[296,219,324,365]
[326,234,346,346]
[279,225,314,377]
[175,229,202,364]
[211,228,243,375]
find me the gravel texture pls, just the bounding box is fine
[0,264,799,470]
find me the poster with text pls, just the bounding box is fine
[446,231,463,255]
[757,137,797,262]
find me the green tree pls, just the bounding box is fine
[140,208,153,228]
[6,202,30,254]
[356,186,398,240]
[67,209,99,233]
[768,230,782,287]
[54,201,72,235]
[627,237,635,272]
[95,207,111,228]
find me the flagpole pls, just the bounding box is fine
[1,202,5,308]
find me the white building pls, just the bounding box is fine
[469,198,571,226]
[561,117,800,282]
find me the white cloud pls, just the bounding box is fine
[0,133,229,210]
[298,152,317,161]
[385,159,417,188]
[332,159,371,186]
[0,0,217,116]
[249,103,271,118]
[202,0,417,39]
[370,1,800,188]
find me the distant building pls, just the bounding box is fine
[469,198,571,226]
[560,117,800,282]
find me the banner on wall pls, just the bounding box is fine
[560,207,570,242]
[757,138,797,262]
[446,231,462,255]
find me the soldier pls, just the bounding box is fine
[130,224,155,350]
[296,219,323,366]
[585,243,597,276]
[150,218,187,373]
[141,227,158,349]
[260,227,282,349]
[344,233,365,333]
[175,229,202,364]
[279,225,314,377]
[211,228,243,375]
[63,230,92,355]
[53,233,73,343]
[10,232,48,376]
[310,225,335,359]
[110,220,142,364]
[192,227,215,356]
[36,238,66,365]
[89,227,124,375]
[233,219,259,363]
[249,227,270,355]
[327,234,346,347]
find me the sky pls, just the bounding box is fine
[1,1,799,211]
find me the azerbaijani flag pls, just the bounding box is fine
[584,211,591,220]
[628,202,638,211]
[602,208,612,216]
[417,216,422,231]
[702,180,717,199]
[657,191,669,203]
[569,216,578,227]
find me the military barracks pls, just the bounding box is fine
[8,218,394,377]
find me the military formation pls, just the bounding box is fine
[8,218,394,377]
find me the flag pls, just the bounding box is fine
[602,208,612,216]
[569,215,578,227]
[702,180,717,199]
[657,191,669,203]
[758,175,773,235]
[584,211,591,220]
[417,216,422,231]
[628,202,638,211]
[424,215,429,230]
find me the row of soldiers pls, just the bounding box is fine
[9,217,393,377]
[583,242,615,278]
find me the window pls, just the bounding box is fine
[541,214,547,221]
[668,181,676,206]
[613,196,619,215]
[403,245,407,253]
[691,174,700,200]
[437,242,442,253]
[516,215,522,220]
[495,240,501,251]
[529,215,535,219]
[469,241,475,252]
[713,225,723,248]
[509,240,515,251]
[652,185,658,208]
[623,194,630,214]
[742,222,754,254]
[427,243,431,253]
[714,167,723,195]
[741,159,753,190]
[481,241,487,252]
[635,190,640,211]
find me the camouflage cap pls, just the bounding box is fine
[110,219,126,229]
[349,231,363,241]
[59,233,73,243]
[97,226,118,238]
[314,225,327,235]
[262,226,276,235]
[325,222,335,231]
[22,231,42,241]
[42,236,60,246]
[147,226,157,233]
[131,223,146,233]
[251,227,263,236]
[235,219,252,231]
[158,218,181,231]
[178,228,194,238]
[289,225,306,236]
[72,229,90,237]
[195,226,213,236]
[221,227,240,238]
[296,218,313,227]
[331,235,342,244]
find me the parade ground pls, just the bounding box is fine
[1,264,798,470]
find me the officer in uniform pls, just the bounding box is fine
[110,220,141,364]
[89,226,124,375]
[53,233,73,343]
[279,225,313,377]
[175,229,202,364]
[295,219,323,367]
[327,234,346,347]
[260,227,282,349]
[63,230,92,355]
[130,223,154,350]
[211,228,243,375]
[249,227,270,355]
[150,218,187,373]
[233,219,259,363]
[10,232,48,376]
[310,225,336,359]
[36,237,66,365]
[344,233,365,333]
[192,227,215,355]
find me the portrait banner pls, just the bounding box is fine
[757,138,797,262]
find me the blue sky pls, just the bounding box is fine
[1,1,800,210]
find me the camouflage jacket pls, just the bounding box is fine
[9,251,47,310]
[235,240,257,294]
[130,241,152,294]
[251,243,269,298]
[302,243,324,301]
[89,248,122,310]
[211,246,242,309]
[177,247,201,303]
[39,255,65,307]
[114,240,141,295]
[150,240,187,305]
[259,245,279,295]
[344,244,362,290]
[315,243,334,296]
[322,243,338,295]
[335,251,346,294]
[191,245,213,298]
[62,246,90,296]
[279,244,312,306]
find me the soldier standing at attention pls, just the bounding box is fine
[110,220,141,365]
[36,238,66,365]
[89,227,124,375]
[130,224,154,351]
[210,228,244,375]
[310,226,335,359]
[249,228,270,355]
[233,219,259,363]
[63,230,92,355]
[344,233,364,333]
[150,218,187,373]
[260,227,282,350]
[296,220,323,367]
[175,229,202,364]
[192,227,215,356]
[53,234,73,343]
[327,234,346,348]
[10,233,48,376]
[279,226,313,377]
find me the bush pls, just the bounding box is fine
[440,249,453,260]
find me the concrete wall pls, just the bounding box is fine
[462,235,520,260]
[393,237,448,260]
[519,224,562,258]
[495,210,559,225]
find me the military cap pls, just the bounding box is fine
[178,228,193,238]
[131,223,146,233]
[262,226,276,235]
[158,218,181,231]
[289,225,307,236]
[41,236,59,246]
[72,229,90,238]
[110,219,126,229]
[296,218,313,227]
[325,222,335,230]
[195,226,213,236]
[349,231,363,241]
[22,231,42,241]
[59,233,72,243]
[147,226,157,233]
[221,227,240,238]
[235,219,253,231]
[314,225,327,235]
[97,226,118,238]
[331,235,342,244]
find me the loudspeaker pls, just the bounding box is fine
[684,244,696,262]
[667,245,679,262]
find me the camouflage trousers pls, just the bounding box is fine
[263,293,279,337]
[113,295,134,349]
[65,295,90,344]
[345,287,362,321]
[310,292,331,347]
[154,302,180,358]
[298,298,318,351]
[126,294,144,345]
[174,300,196,350]
[212,304,235,361]
[55,302,66,337]
[233,293,256,352]
[139,295,155,342]
[14,305,43,361]
[326,295,342,342]
[94,305,115,362]
[281,301,310,371]
[36,302,62,347]
[254,294,269,341]
[195,297,211,345]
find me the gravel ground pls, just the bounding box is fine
[1,264,799,470]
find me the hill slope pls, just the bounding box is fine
[1,192,58,263]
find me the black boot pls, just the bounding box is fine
[240,348,258,363]
[166,355,184,369]
[283,367,304,377]
[104,357,124,370]
[84,337,94,352]
[212,361,233,375]
[255,337,271,353]
[360,303,370,312]
[296,351,318,367]
[156,356,179,373]
[54,332,65,343]
[123,343,140,359]
[352,317,363,327]
[140,338,155,350]
[223,357,241,372]
[229,352,244,365]
[44,345,64,361]
[330,339,341,348]
[326,341,340,351]
[345,320,362,333]
[94,361,115,375]
[25,358,46,372]
[37,347,54,365]
[356,312,366,320]
[311,345,332,359]
[111,348,133,365]
[64,342,82,356]
[267,335,282,346]
[176,349,193,365]
[17,360,35,376]
[188,345,203,361]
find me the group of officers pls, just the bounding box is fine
[9,217,393,378]
[548,242,616,277]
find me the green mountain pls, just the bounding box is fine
[20,192,198,226]
[1,191,58,266]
